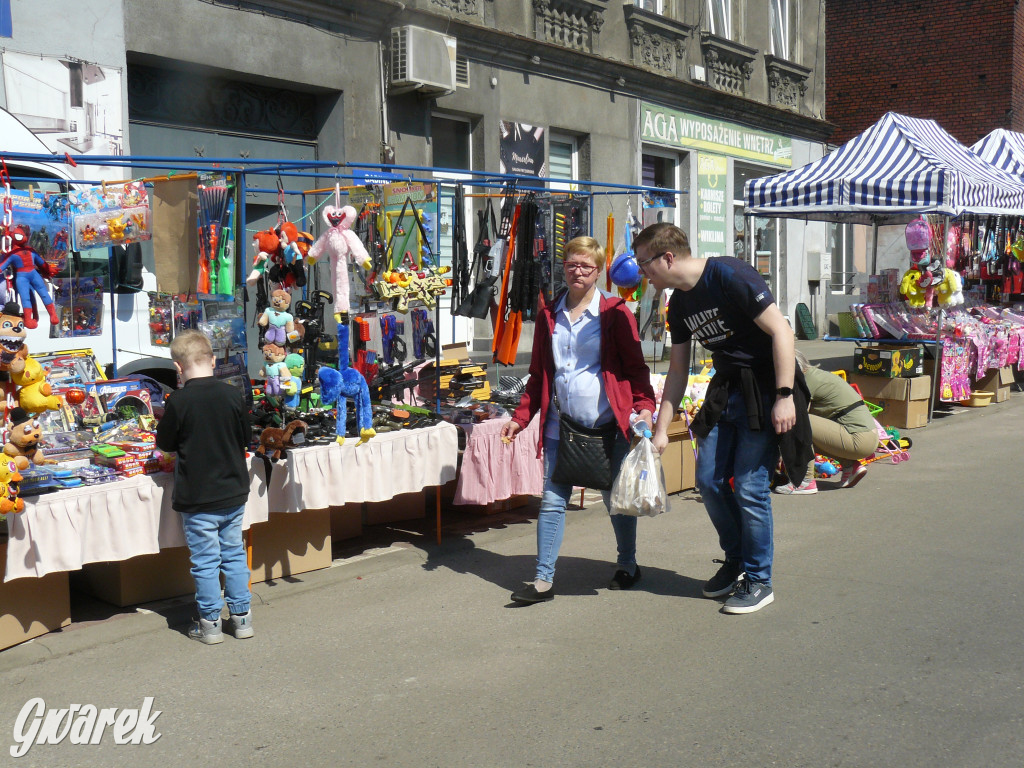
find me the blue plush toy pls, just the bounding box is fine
[317,323,375,445]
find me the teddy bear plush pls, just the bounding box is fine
[258,289,300,346]
[0,302,27,373]
[307,205,372,323]
[4,407,57,468]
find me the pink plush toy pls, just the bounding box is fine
[306,205,372,322]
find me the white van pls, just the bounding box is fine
[1,108,176,387]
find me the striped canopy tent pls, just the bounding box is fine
[971,128,1024,178]
[744,112,1024,225]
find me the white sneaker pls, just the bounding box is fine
[773,479,818,495]
[189,617,224,645]
[228,610,254,639]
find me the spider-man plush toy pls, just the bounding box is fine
[0,225,59,329]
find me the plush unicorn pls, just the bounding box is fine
[306,205,372,322]
[317,324,374,446]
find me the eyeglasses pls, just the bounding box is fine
[636,251,668,271]
[563,261,598,276]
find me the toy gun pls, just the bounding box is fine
[485,181,518,280]
[368,360,421,402]
[209,196,235,296]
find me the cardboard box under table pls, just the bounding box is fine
[853,345,924,378]
[975,366,1014,403]
[0,538,71,651]
[249,508,332,583]
[662,416,697,494]
[849,373,931,430]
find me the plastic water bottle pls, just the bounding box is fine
[630,416,652,440]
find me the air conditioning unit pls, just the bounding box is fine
[390,26,457,96]
[689,64,706,83]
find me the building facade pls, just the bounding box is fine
[1,0,834,344]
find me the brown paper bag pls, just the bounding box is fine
[151,178,198,294]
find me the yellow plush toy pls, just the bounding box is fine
[12,355,61,414]
[0,457,24,515]
[899,268,927,308]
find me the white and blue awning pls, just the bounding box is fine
[745,112,1024,223]
[971,128,1024,179]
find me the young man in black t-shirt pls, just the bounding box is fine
[634,223,796,614]
[156,330,253,643]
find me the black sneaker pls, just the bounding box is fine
[510,583,555,604]
[608,565,642,590]
[722,578,774,614]
[702,559,744,598]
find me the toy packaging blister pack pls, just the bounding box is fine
[49,277,106,339]
[69,181,152,252]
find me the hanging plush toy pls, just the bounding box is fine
[0,226,59,329]
[317,323,374,445]
[936,268,964,307]
[247,230,279,286]
[307,205,372,323]
[259,343,296,398]
[270,222,307,289]
[0,302,27,373]
[258,289,300,345]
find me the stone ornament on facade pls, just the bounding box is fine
[764,54,811,113]
[623,5,691,79]
[430,0,479,15]
[700,32,757,97]
[533,0,608,53]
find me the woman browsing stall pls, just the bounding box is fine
[500,237,656,605]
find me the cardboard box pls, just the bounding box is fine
[364,491,426,526]
[975,366,1014,403]
[0,540,72,651]
[853,345,924,377]
[250,508,332,583]
[849,373,931,429]
[77,546,195,607]
[662,415,697,494]
[329,503,364,541]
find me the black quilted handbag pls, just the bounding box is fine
[551,411,619,490]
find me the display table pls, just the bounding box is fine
[452,416,543,506]
[5,422,459,582]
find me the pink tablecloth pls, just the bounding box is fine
[452,416,544,505]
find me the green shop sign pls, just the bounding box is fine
[641,103,792,167]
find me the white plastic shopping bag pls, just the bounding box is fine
[609,437,668,517]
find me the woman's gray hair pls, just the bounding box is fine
[794,349,811,373]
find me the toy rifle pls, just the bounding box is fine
[368,360,421,402]
[491,202,521,364]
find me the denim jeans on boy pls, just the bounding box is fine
[695,389,778,585]
[535,433,633,583]
[179,505,252,620]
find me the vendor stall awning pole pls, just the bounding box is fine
[870,219,879,276]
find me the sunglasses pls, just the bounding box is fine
[563,261,598,276]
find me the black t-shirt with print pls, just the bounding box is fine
[667,256,776,375]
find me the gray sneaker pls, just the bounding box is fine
[229,611,254,639]
[189,617,224,645]
[702,559,745,598]
[722,578,774,614]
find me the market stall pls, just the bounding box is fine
[744,112,1024,425]
[0,149,679,650]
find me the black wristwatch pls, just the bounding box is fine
[776,387,794,397]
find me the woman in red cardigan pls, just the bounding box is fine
[501,236,656,604]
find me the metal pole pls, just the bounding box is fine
[107,246,118,378]
[870,219,880,275]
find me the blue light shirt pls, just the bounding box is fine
[544,289,614,442]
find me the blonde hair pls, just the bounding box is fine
[170,330,213,369]
[632,222,692,258]
[794,349,811,373]
[564,236,606,271]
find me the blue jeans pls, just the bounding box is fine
[695,390,778,585]
[180,505,251,620]
[535,434,634,583]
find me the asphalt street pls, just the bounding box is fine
[0,341,1022,767]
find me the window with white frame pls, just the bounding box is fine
[769,0,790,58]
[634,0,663,13]
[548,133,578,191]
[707,0,730,38]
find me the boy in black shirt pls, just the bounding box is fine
[635,223,797,615]
[156,330,253,644]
